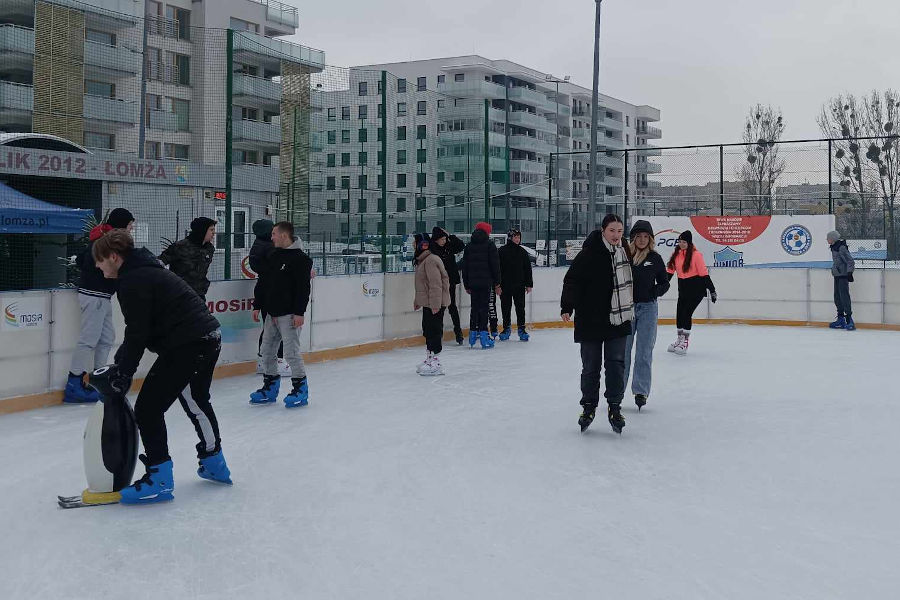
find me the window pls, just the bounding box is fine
[437,99,445,109]
[164,143,189,160]
[238,63,259,76]
[235,149,259,164]
[358,105,368,120]
[341,198,350,213]
[214,207,247,250]
[377,174,384,189]
[359,81,368,96]
[377,150,384,166]
[397,79,407,93]
[341,176,350,190]
[173,53,190,85]
[397,102,407,117]
[453,171,465,182]
[454,196,464,207]
[626,116,630,126]
[416,125,427,140]
[341,153,350,166]
[397,174,407,188]
[416,172,427,187]
[437,172,445,183]
[327,108,336,121]
[437,75,445,84]
[342,130,351,143]
[417,148,427,164]
[241,107,259,121]
[359,175,368,190]
[85,29,115,46]
[437,196,446,207]
[145,141,160,159]
[417,101,427,116]
[341,223,349,237]
[453,220,465,232]
[327,130,336,144]
[397,149,407,165]
[327,154,335,167]
[341,106,350,120]
[327,176,336,190]
[626,134,630,145]
[229,17,258,33]
[85,80,114,98]
[145,93,160,122]
[416,196,426,211]
[417,77,426,91]
[171,98,190,131]
[327,198,336,212]
[377,127,384,142]
[378,103,384,118]
[378,197,385,212]
[359,151,368,165]
[358,198,367,213]
[358,128,367,142]
[84,132,114,150]
[166,6,191,40]
[396,221,406,236]
[397,126,407,141]
[396,197,407,212]
[454,73,464,82]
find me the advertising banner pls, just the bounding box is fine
[1,295,48,331]
[204,280,257,362]
[639,215,836,268]
[846,239,887,260]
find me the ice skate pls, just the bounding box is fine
[829,315,847,329]
[249,375,280,404]
[517,327,530,342]
[635,394,647,411]
[608,404,625,434]
[418,355,444,376]
[673,337,690,356]
[119,455,174,505]
[578,405,596,432]
[197,450,232,485]
[283,377,309,408]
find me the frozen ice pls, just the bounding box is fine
[1,325,899,599]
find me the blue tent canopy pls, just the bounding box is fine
[0,181,94,234]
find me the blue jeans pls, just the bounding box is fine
[623,301,659,397]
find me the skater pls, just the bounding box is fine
[250,221,313,407]
[65,208,135,404]
[561,214,633,434]
[159,216,216,299]
[249,219,288,375]
[623,220,670,410]
[430,226,466,345]
[827,230,856,331]
[666,230,717,355]
[462,221,502,349]
[91,230,230,504]
[498,228,533,342]
[413,233,451,375]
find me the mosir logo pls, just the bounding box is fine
[362,281,380,298]
[3,302,44,329]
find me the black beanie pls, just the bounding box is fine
[107,208,134,229]
[252,219,274,240]
[188,217,217,244]
[677,230,693,244]
[430,226,447,242]
[629,220,654,238]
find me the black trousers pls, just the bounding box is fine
[447,284,462,334]
[136,333,222,465]
[422,307,445,354]
[579,336,627,409]
[501,289,527,330]
[469,287,491,332]
[834,276,852,317]
[676,293,705,331]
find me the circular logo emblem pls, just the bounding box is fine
[781,225,812,256]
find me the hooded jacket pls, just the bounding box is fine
[498,240,533,292]
[253,238,313,318]
[560,230,632,343]
[77,225,118,298]
[830,239,855,278]
[114,248,219,378]
[414,249,451,313]
[461,228,501,290]
[430,229,465,287]
[159,217,216,297]
[249,219,275,276]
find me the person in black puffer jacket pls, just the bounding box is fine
[159,216,217,299]
[498,228,534,341]
[430,226,466,344]
[248,219,282,365]
[91,230,229,503]
[462,221,501,348]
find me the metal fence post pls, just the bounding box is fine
[380,71,387,273]
[484,99,490,223]
[546,153,553,266]
[623,149,628,225]
[719,145,725,216]
[224,28,233,280]
[827,139,833,214]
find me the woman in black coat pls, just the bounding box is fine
[430,226,466,345]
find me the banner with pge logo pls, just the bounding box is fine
[638,215,836,268]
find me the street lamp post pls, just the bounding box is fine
[588,0,603,231]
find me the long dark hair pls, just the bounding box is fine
[667,241,695,273]
[600,214,630,259]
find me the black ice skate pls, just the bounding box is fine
[635,394,647,411]
[608,404,625,434]
[578,406,596,433]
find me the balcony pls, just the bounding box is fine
[634,161,662,174]
[84,40,141,74]
[147,109,180,131]
[83,94,138,124]
[0,24,33,58]
[603,117,624,131]
[437,79,506,101]
[246,0,301,28]
[234,74,282,103]
[572,107,589,118]
[438,155,506,173]
[0,81,33,128]
[234,118,281,146]
[232,31,325,72]
[572,127,589,140]
[636,125,662,139]
[510,159,548,176]
[508,85,551,108]
[508,109,553,131]
[637,180,662,189]
[509,135,554,154]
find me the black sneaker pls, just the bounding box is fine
[608,404,625,434]
[635,394,647,411]
[578,405,596,432]
[455,329,464,346]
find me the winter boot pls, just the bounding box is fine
[845,316,856,331]
[284,377,309,408]
[608,404,625,434]
[518,327,530,342]
[119,454,174,504]
[674,334,690,356]
[455,328,464,346]
[63,373,99,404]
[249,375,280,405]
[468,330,478,348]
[479,330,495,349]
[829,315,847,329]
[635,394,648,411]
[668,330,685,353]
[499,328,512,341]
[197,450,232,485]
[419,354,444,376]
[416,351,433,374]
[578,405,596,432]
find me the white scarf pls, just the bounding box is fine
[604,238,634,326]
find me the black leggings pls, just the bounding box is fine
[469,287,491,332]
[676,294,705,331]
[448,284,462,334]
[422,307,445,354]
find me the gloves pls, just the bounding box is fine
[108,365,133,396]
[710,291,718,304]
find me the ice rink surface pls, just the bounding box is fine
[2,325,899,599]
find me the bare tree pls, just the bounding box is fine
[863,90,900,258]
[739,105,786,214]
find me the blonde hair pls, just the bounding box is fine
[628,234,656,266]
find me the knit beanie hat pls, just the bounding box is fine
[188,217,217,244]
[107,208,134,229]
[826,230,840,244]
[474,221,492,235]
[430,226,448,242]
[629,220,654,238]
[252,219,274,240]
[677,230,693,244]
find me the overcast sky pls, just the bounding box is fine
[290,0,900,147]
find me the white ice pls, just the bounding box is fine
[1,325,899,599]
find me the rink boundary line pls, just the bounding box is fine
[3,320,897,416]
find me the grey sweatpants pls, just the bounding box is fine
[70,293,115,375]
[261,314,306,379]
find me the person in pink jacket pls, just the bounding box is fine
[666,231,717,355]
[413,233,451,375]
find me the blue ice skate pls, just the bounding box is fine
[844,317,856,331]
[197,450,232,485]
[119,455,174,504]
[479,330,495,349]
[518,327,530,342]
[283,377,309,408]
[829,315,846,329]
[469,330,478,348]
[499,328,511,341]
[249,375,280,404]
[63,373,99,404]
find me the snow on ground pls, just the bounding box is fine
[1,325,899,599]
